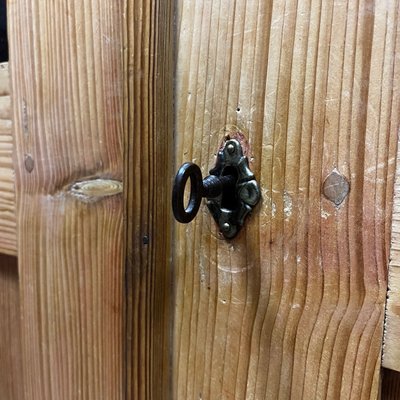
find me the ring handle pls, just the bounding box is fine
[172,162,203,223]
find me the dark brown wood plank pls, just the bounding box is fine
[0,255,22,400]
[382,368,400,400]
[124,1,174,399]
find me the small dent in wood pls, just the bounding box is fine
[69,178,123,202]
[323,169,350,206]
[24,154,34,173]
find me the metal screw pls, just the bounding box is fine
[239,180,260,206]
[226,143,235,154]
[222,222,231,232]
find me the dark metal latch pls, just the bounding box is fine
[172,139,261,238]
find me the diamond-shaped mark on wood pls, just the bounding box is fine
[323,170,350,206]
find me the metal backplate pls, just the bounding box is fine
[206,139,260,238]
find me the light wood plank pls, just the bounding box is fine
[0,63,16,256]
[8,2,124,399]
[174,0,400,399]
[124,1,174,399]
[0,255,23,400]
[383,126,400,372]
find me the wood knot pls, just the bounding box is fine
[70,178,123,202]
[323,170,350,206]
[24,154,34,173]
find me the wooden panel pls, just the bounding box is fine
[174,1,400,399]
[383,132,400,371]
[0,63,16,256]
[381,368,400,400]
[124,1,174,399]
[8,2,124,399]
[0,255,22,400]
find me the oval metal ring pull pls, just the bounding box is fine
[172,162,203,223]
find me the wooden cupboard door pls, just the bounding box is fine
[9,2,125,399]
[173,1,400,399]
[8,1,174,399]
[6,0,400,399]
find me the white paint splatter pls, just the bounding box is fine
[283,191,293,218]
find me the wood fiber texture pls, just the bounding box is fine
[0,63,16,256]
[383,129,400,371]
[0,255,22,400]
[124,1,174,399]
[8,2,124,399]
[381,368,400,400]
[174,0,400,399]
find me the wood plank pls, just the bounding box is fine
[383,124,400,371]
[0,255,23,400]
[8,2,124,399]
[381,368,400,400]
[174,0,400,399]
[0,63,16,256]
[124,1,174,399]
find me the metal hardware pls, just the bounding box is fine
[172,139,261,238]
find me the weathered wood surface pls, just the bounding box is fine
[0,255,23,400]
[383,129,400,372]
[8,2,124,399]
[124,1,174,399]
[0,63,16,256]
[174,1,400,399]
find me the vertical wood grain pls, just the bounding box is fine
[0,63,16,256]
[8,2,124,399]
[383,98,400,371]
[0,255,23,400]
[124,1,174,399]
[174,1,400,399]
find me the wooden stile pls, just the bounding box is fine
[0,63,16,256]
[123,1,174,399]
[0,255,23,399]
[383,131,400,372]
